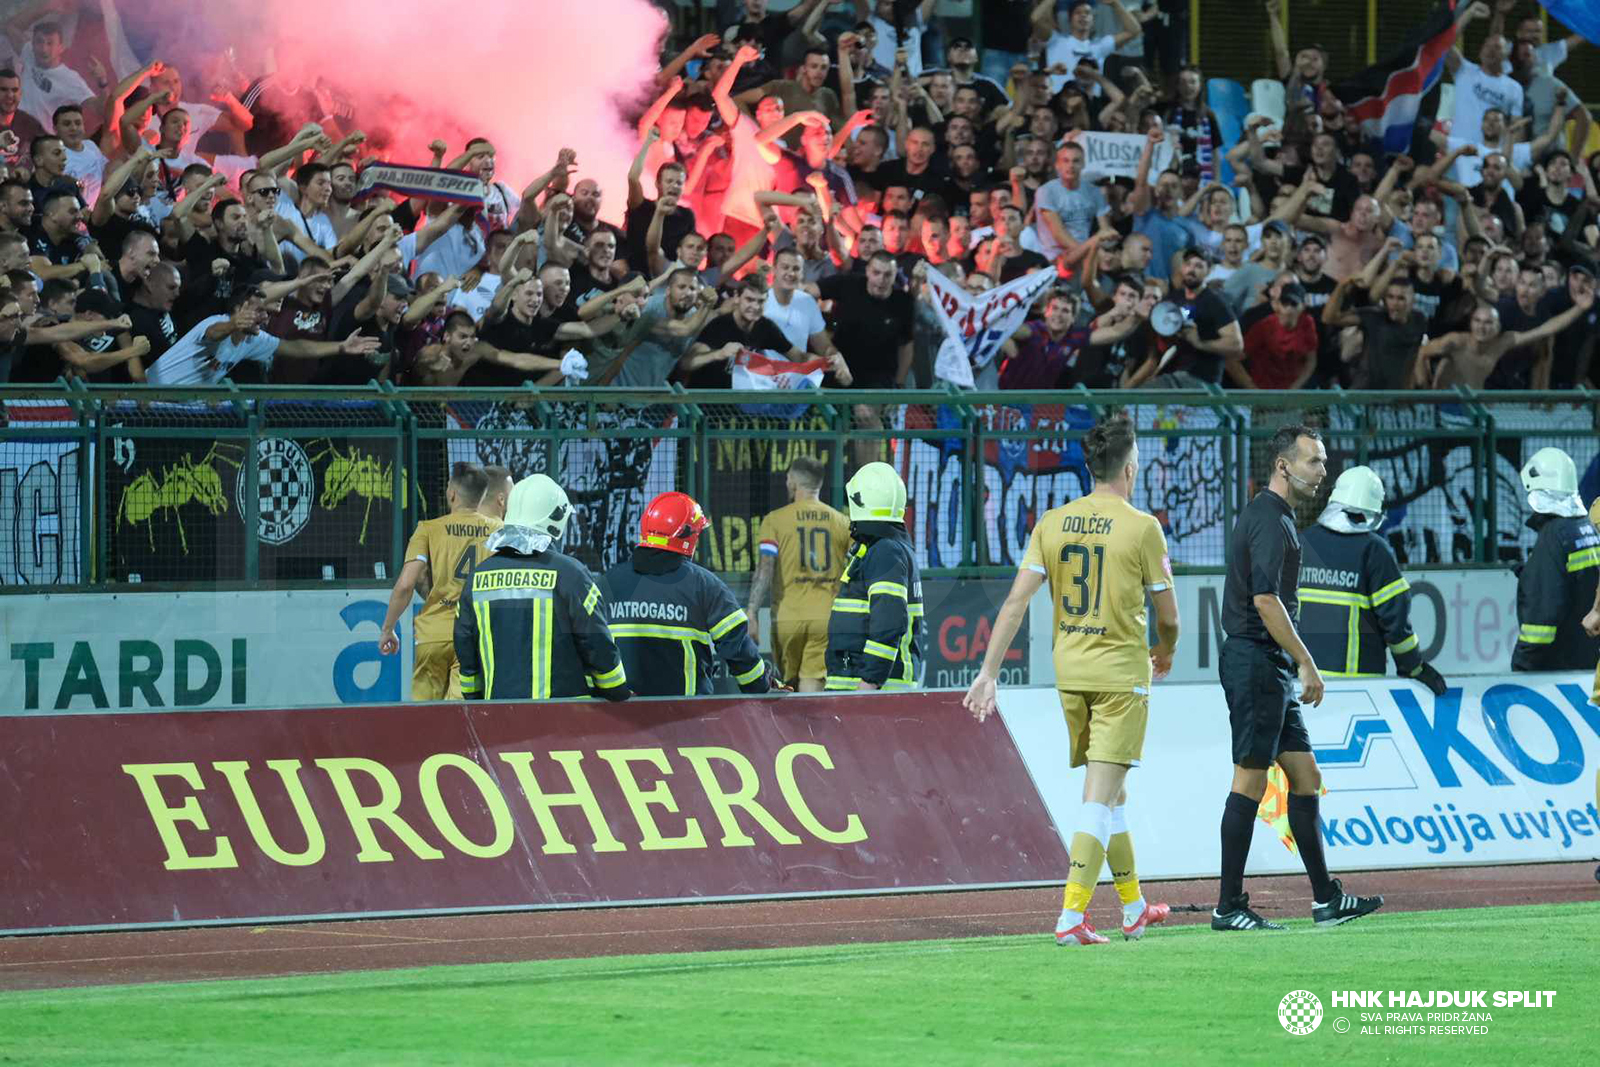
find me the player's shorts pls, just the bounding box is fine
[774,614,829,682]
[1219,636,1312,769]
[1057,689,1150,767]
[413,640,462,701]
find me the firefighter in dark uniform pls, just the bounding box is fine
[1512,447,1600,671]
[602,491,777,697]
[1298,466,1448,694]
[825,462,925,691]
[455,474,631,702]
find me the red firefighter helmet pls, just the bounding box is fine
[639,491,709,557]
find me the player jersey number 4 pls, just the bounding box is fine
[1023,494,1171,692]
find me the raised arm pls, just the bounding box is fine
[1265,0,1292,80]
[403,276,461,328]
[628,127,659,212]
[92,143,157,227]
[1127,126,1164,216]
[1446,2,1489,73]
[659,34,720,87]
[637,76,685,143]
[1030,0,1058,43]
[1508,288,1595,348]
[1322,276,1364,329]
[1110,0,1142,48]
[713,46,759,129]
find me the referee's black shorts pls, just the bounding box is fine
[1219,636,1312,769]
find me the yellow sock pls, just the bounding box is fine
[1107,831,1141,905]
[1063,831,1106,912]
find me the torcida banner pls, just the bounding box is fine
[0,692,1068,934]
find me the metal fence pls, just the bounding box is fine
[1,384,1596,591]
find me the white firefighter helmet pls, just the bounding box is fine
[1328,465,1385,516]
[504,473,573,540]
[1520,447,1577,496]
[846,462,907,523]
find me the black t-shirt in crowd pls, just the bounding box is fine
[818,274,915,388]
[1537,287,1600,389]
[77,330,138,384]
[28,226,83,268]
[1518,185,1583,239]
[1353,306,1427,390]
[622,198,696,275]
[464,310,560,387]
[871,159,947,198]
[6,326,64,382]
[1223,488,1300,644]
[321,284,400,385]
[89,212,160,267]
[1166,285,1237,385]
[180,234,268,324]
[684,312,791,390]
[1409,270,1464,335]
[126,302,178,361]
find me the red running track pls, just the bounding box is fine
[1,862,1594,991]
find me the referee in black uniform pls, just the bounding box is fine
[1213,425,1384,931]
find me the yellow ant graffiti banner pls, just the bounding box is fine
[107,432,399,582]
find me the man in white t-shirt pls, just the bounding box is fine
[53,103,106,205]
[1031,0,1142,95]
[764,247,835,357]
[1446,6,1523,146]
[147,286,380,385]
[12,20,92,131]
[866,0,935,79]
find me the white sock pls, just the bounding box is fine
[1080,802,1113,850]
[1123,897,1147,926]
[1057,907,1084,932]
[1109,805,1129,835]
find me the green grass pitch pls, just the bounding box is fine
[2,902,1595,1066]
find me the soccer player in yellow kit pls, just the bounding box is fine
[379,462,512,699]
[965,417,1180,945]
[748,456,850,691]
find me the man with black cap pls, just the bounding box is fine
[1137,245,1242,389]
[324,252,410,384]
[944,36,1008,115]
[1221,219,1293,315]
[1240,280,1318,390]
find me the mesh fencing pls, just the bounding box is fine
[2,388,1596,589]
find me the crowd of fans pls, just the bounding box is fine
[0,0,1595,393]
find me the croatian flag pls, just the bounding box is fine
[1333,2,1459,155]
[729,349,829,390]
[731,349,829,419]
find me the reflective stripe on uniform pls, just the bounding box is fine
[460,671,481,694]
[1566,548,1600,572]
[1389,634,1419,655]
[734,660,767,685]
[592,662,627,689]
[883,677,917,690]
[832,598,869,614]
[1298,588,1374,608]
[862,639,898,660]
[682,639,696,695]
[1345,601,1360,676]
[709,609,748,641]
[824,675,861,690]
[532,596,553,699]
[1519,623,1558,645]
[1370,578,1410,606]
[476,600,496,699]
[868,580,908,599]
[610,623,712,644]
[582,583,601,615]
